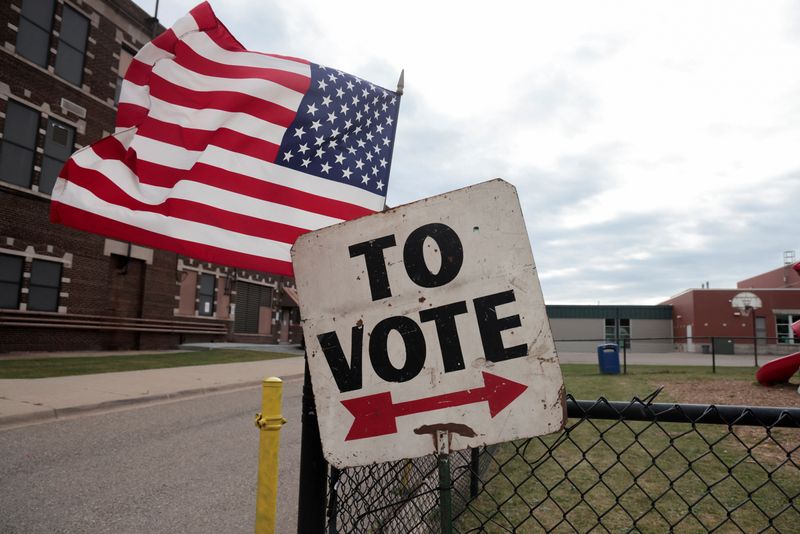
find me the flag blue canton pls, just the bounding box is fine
[276,64,400,197]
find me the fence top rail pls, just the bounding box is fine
[567,395,800,428]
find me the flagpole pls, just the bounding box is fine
[381,70,404,210]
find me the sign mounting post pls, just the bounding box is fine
[292,179,566,468]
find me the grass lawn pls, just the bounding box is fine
[455,365,800,533]
[0,349,298,378]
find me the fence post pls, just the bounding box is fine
[622,343,627,375]
[470,447,480,498]
[254,377,286,534]
[297,358,328,534]
[753,334,759,368]
[437,430,453,534]
[711,336,716,374]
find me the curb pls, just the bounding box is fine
[0,372,304,430]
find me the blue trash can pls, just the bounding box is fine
[597,343,620,375]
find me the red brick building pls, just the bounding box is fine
[662,263,800,355]
[0,0,301,352]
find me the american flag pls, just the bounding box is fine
[49,2,401,276]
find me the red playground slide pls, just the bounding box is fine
[756,351,800,386]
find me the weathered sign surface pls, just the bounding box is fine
[292,179,566,468]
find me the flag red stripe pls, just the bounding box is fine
[116,102,149,130]
[132,160,372,221]
[148,73,297,127]
[61,160,308,244]
[136,117,280,162]
[50,202,294,275]
[173,41,311,94]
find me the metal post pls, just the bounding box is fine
[622,343,627,375]
[753,315,759,367]
[711,336,716,374]
[469,447,480,499]
[326,467,340,534]
[297,359,328,534]
[254,377,286,534]
[437,430,453,534]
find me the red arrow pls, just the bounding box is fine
[340,371,528,441]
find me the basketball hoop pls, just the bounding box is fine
[731,292,762,316]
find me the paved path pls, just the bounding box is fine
[0,355,305,429]
[0,344,780,429]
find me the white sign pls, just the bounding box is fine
[292,180,565,468]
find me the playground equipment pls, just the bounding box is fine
[756,351,800,386]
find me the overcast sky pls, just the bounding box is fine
[134,0,799,304]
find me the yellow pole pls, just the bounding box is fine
[254,377,286,534]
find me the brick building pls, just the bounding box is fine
[661,263,800,355]
[0,0,301,352]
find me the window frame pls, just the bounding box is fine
[54,4,90,86]
[776,314,799,344]
[197,273,216,317]
[40,117,75,194]
[0,254,25,310]
[15,0,56,67]
[27,259,62,312]
[0,101,41,189]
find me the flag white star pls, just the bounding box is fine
[318,79,328,90]
[340,103,350,114]
[310,120,322,131]
[376,124,384,134]
[344,119,353,130]
[334,153,345,164]
[355,159,364,170]
[336,87,345,98]
[365,132,374,141]
[293,127,305,139]
[365,152,373,161]
[327,73,337,82]
[301,158,311,168]
[282,150,293,162]
[362,88,369,97]
[361,175,370,185]
[376,180,384,191]
[379,157,388,168]
[352,95,360,106]
[315,147,325,158]
[298,143,309,155]
[347,146,357,155]
[315,135,325,146]
[346,80,354,90]
[330,128,340,138]
[356,139,366,148]
[328,138,338,148]
[327,112,338,123]
[354,125,363,135]
[342,167,352,179]
[371,166,378,175]
[322,95,332,107]
[307,103,318,115]
[383,137,391,146]
[386,117,394,126]
[321,162,331,173]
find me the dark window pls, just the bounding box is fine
[0,254,24,309]
[40,118,75,194]
[54,5,89,85]
[198,274,215,316]
[234,282,272,333]
[28,259,61,311]
[16,0,55,67]
[604,318,631,344]
[776,314,798,344]
[0,101,40,188]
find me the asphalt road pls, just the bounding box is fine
[0,377,303,534]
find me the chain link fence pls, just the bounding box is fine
[325,396,800,533]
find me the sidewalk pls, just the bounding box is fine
[0,347,305,429]
[0,346,774,430]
